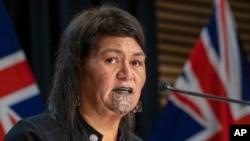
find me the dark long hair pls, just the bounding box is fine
[47,4,145,140]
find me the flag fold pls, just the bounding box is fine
[0,1,44,140]
[148,0,250,140]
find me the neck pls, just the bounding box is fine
[79,107,122,141]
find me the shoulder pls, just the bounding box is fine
[4,113,66,141]
[131,133,144,141]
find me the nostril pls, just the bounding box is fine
[116,63,134,80]
[116,69,133,80]
[117,70,126,80]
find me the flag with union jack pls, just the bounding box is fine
[0,1,44,140]
[148,0,250,140]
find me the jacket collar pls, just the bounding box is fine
[77,111,125,141]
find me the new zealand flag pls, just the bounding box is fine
[148,0,250,140]
[0,1,44,140]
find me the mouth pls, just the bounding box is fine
[113,87,133,95]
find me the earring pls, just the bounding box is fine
[133,101,142,113]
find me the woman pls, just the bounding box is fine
[4,4,146,141]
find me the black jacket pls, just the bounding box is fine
[4,113,143,141]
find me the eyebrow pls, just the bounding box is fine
[99,49,146,57]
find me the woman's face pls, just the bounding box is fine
[80,36,146,116]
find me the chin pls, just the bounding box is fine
[110,106,133,115]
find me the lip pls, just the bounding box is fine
[113,86,133,95]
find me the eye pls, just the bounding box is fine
[105,57,118,64]
[131,60,143,67]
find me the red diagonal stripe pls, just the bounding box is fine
[190,38,232,141]
[0,60,35,98]
[174,91,205,121]
[8,113,18,126]
[0,124,4,141]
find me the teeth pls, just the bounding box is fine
[113,87,133,94]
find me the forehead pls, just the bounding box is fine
[93,36,145,56]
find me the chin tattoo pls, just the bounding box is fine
[111,93,133,114]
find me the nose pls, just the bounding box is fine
[117,62,134,80]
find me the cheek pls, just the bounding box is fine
[98,70,115,83]
[92,70,116,92]
[86,60,113,85]
[137,69,146,88]
[137,71,146,99]
[134,71,146,98]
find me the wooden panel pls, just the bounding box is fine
[155,0,250,107]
